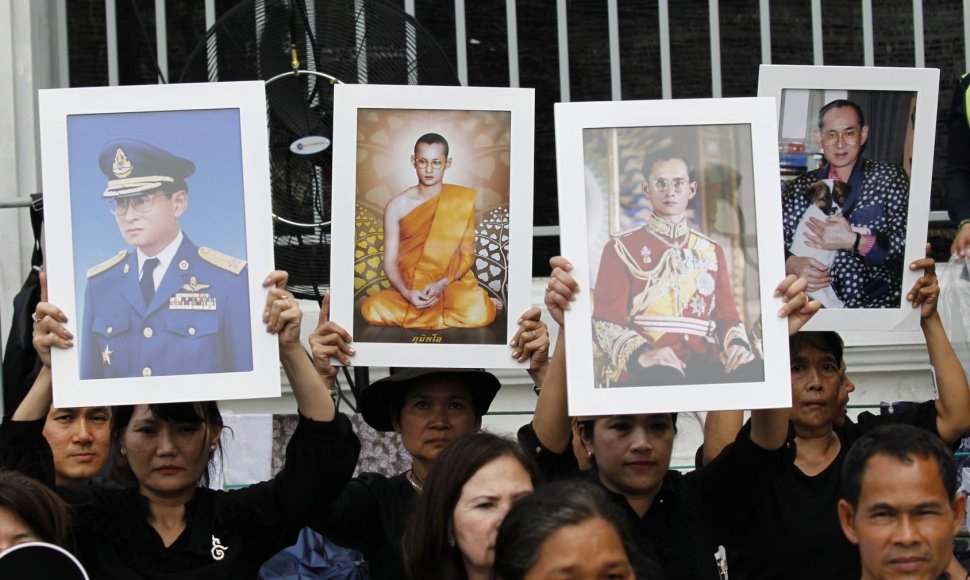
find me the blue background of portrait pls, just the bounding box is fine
[67,108,248,326]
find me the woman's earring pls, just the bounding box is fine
[120,448,127,456]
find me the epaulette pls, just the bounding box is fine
[689,230,716,249]
[86,250,128,278]
[198,246,247,275]
[615,225,643,238]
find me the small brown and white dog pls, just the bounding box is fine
[789,179,867,308]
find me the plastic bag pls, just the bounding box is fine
[938,257,970,381]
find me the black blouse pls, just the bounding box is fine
[1,414,360,580]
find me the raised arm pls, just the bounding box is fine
[907,249,970,443]
[530,257,580,454]
[510,306,550,390]
[748,275,818,450]
[705,276,819,458]
[263,271,335,422]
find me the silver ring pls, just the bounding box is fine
[31,313,40,324]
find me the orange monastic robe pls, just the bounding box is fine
[361,184,496,329]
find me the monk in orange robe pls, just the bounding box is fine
[361,133,500,329]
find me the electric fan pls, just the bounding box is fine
[178,0,460,300]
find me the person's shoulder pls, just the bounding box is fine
[612,225,648,245]
[789,168,823,186]
[443,183,476,196]
[385,188,417,214]
[197,246,247,275]
[863,158,908,179]
[688,227,719,247]
[86,250,129,279]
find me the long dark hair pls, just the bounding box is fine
[0,470,72,550]
[110,401,224,488]
[402,432,542,580]
[493,480,641,580]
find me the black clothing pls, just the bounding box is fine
[1,194,43,412]
[947,73,970,223]
[311,472,417,580]
[1,413,360,580]
[518,422,786,580]
[727,401,940,579]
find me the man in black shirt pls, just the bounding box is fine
[839,425,965,580]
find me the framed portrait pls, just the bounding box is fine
[39,81,279,407]
[555,97,790,416]
[329,84,535,368]
[759,65,940,331]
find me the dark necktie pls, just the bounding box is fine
[141,258,160,306]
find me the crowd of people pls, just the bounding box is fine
[0,248,964,579]
[1,94,970,579]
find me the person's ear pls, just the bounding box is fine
[859,125,870,147]
[390,410,402,434]
[578,422,594,457]
[208,428,221,454]
[815,129,824,149]
[952,493,967,536]
[445,158,452,170]
[837,499,860,545]
[688,181,698,201]
[171,190,188,217]
[410,155,417,168]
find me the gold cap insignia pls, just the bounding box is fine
[112,148,133,179]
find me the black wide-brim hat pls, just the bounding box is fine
[359,368,501,432]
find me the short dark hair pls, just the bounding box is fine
[817,99,866,131]
[414,132,449,157]
[641,149,696,182]
[492,479,640,580]
[402,432,542,580]
[842,424,957,508]
[110,401,224,488]
[789,331,844,365]
[0,470,72,550]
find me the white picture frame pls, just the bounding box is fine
[555,97,791,416]
[330,84,535,369]
[759,64,940,331]
[40,81,280,407]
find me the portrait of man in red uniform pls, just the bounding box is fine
[591,149,763,388]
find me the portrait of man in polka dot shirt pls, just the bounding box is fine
[782,99,909,309]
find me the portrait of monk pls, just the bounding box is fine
[359,132,502,330]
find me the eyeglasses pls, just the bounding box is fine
[820,128,861,146]
[649,178,692,192]
[106,192,160,216]
[413,157,445,171]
